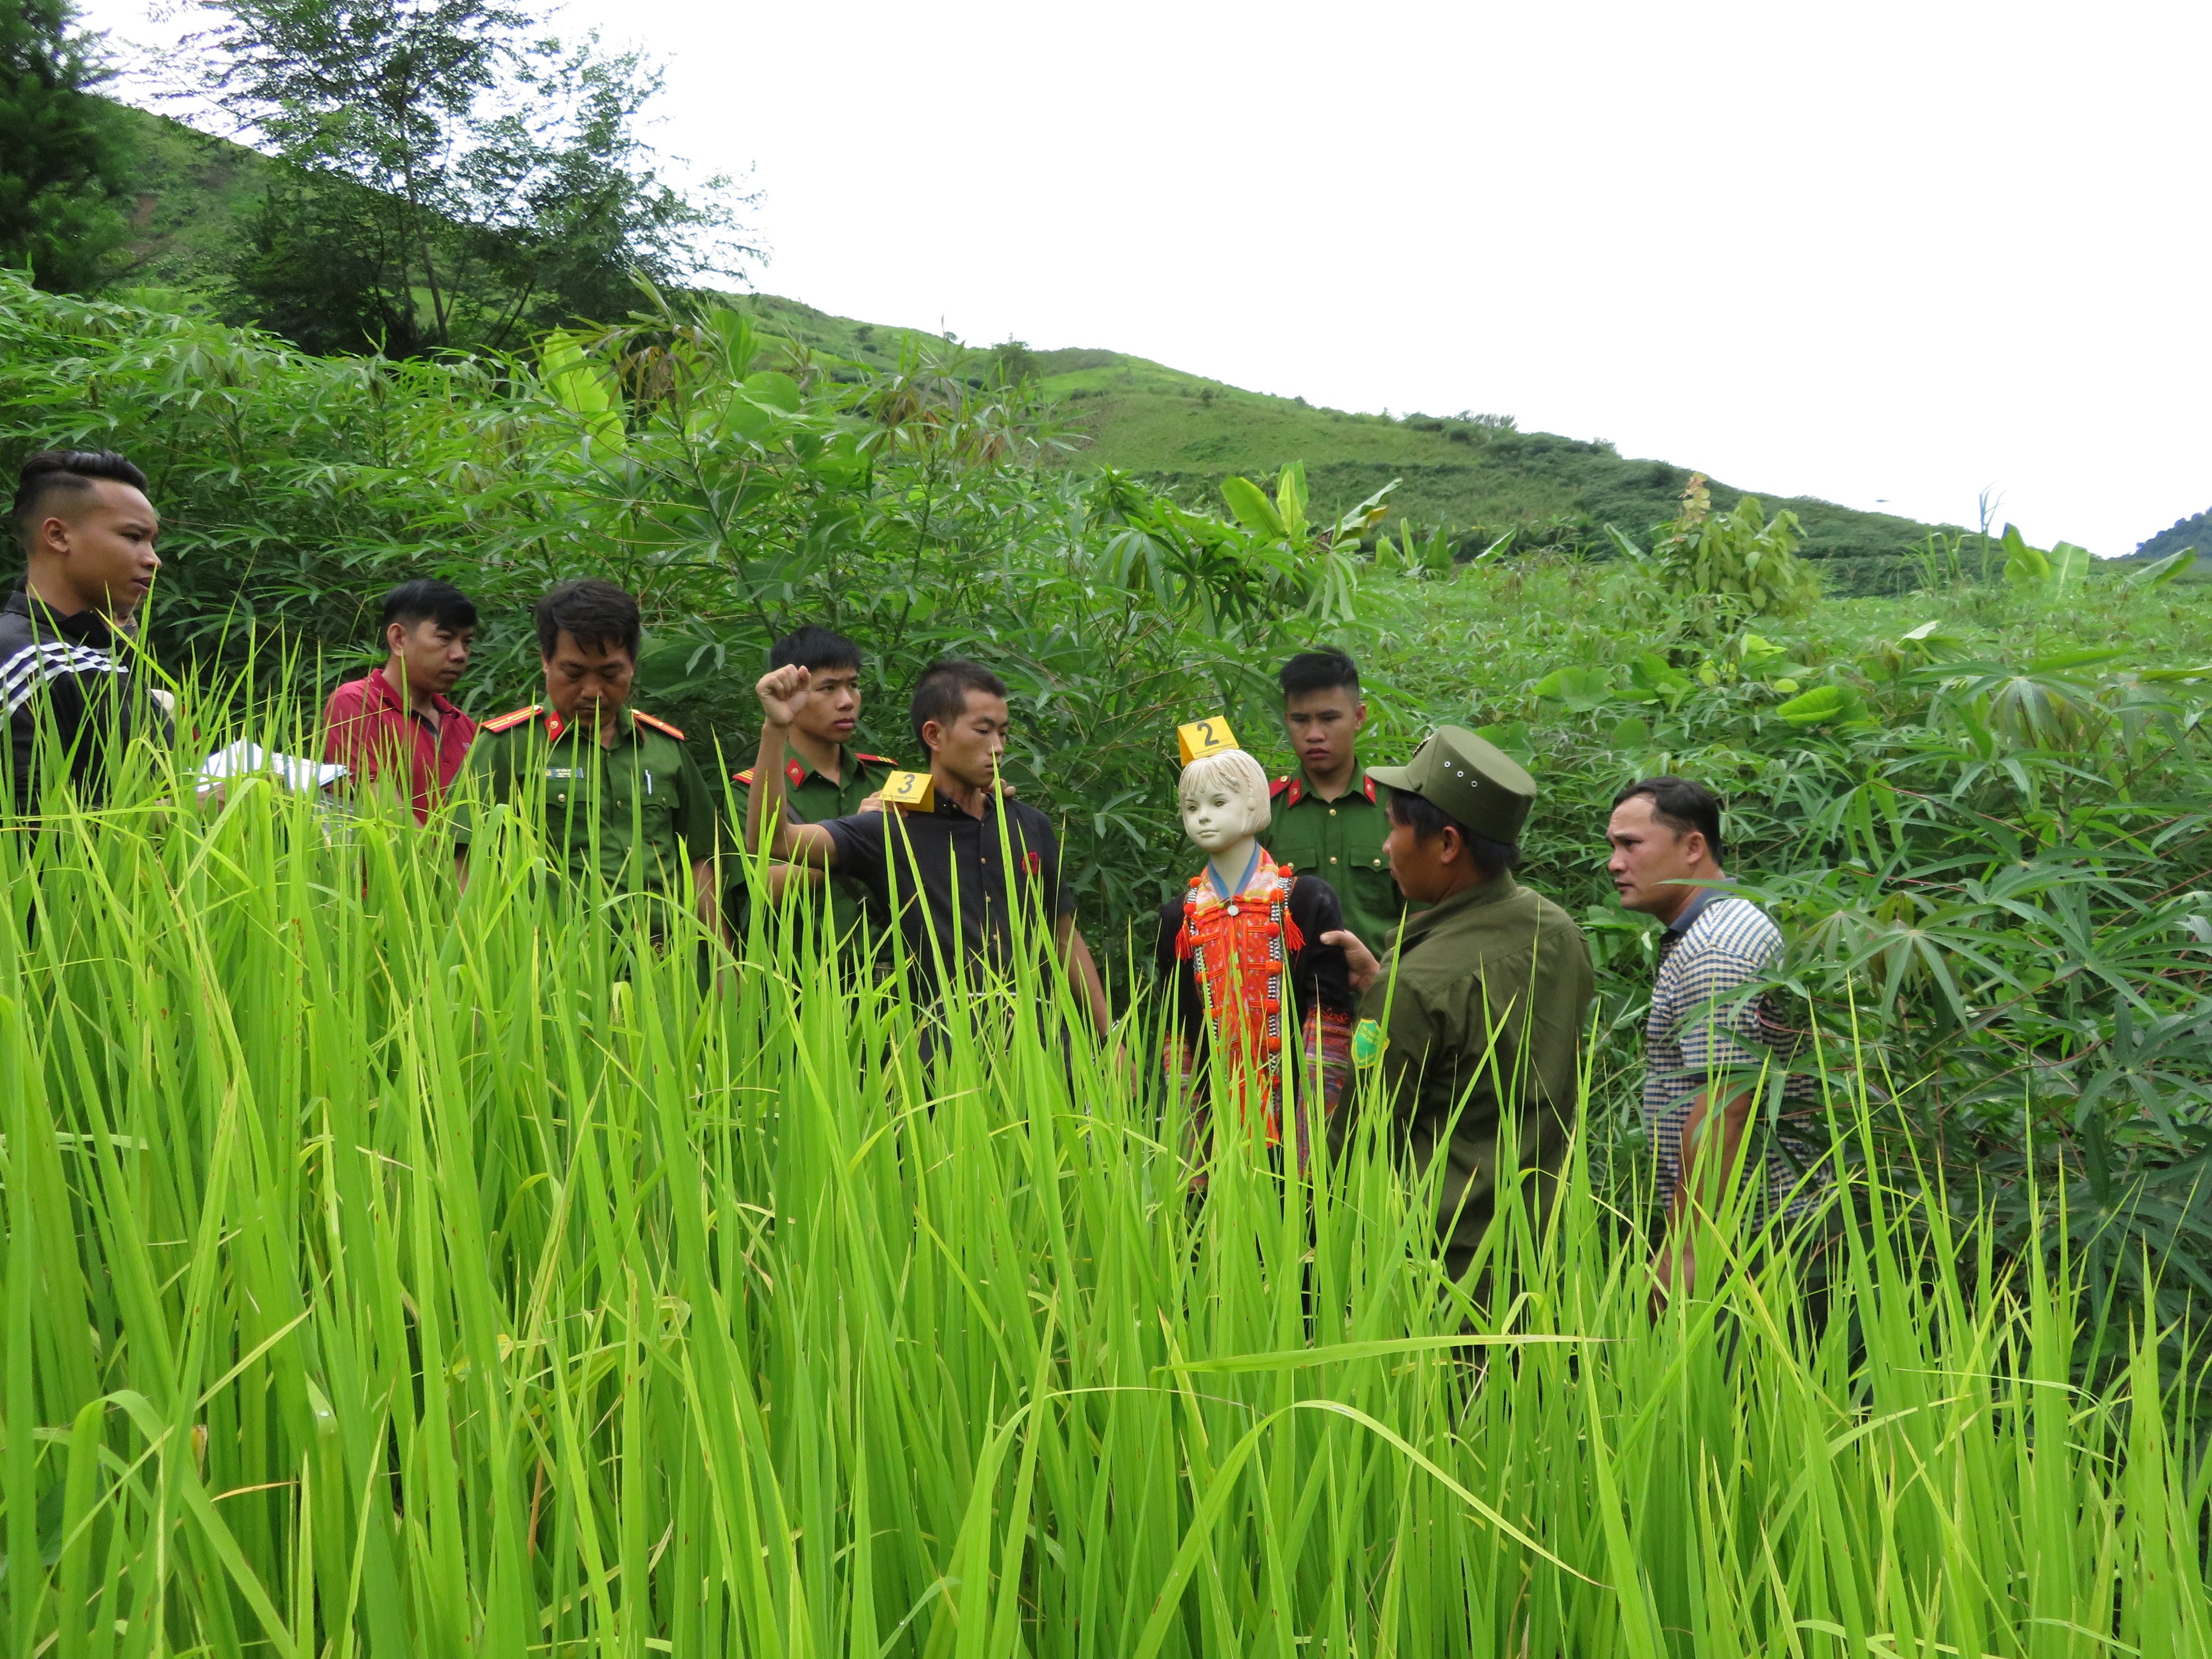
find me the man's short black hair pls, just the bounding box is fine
[1387,788,1521,880]
[535,578,640,661]
[1278,649,1361,699]
[1614,776,1725,866]
[381,578,477,636]
[13,450,150,541]
[911,658,1008,750]
[769,625,862,675]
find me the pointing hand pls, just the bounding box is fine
[1321,928,1381,996]
[756,664,813,728]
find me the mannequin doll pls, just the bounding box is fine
[1153,746,1354,1167]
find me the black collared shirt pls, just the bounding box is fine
[0,589,165,812]
[822,791,1074,996]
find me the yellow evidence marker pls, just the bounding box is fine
[1177,716,1238,766]
[879,769,937,812]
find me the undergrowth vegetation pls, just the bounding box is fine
[1369,542,2212,1358]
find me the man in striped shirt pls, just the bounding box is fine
[1608,776,1826,1303]
[3,451,167,813]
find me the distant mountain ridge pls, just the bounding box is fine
[2132,509,2211,565]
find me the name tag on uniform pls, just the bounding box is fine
[546,766,580,780]
[880,770,935,811]
[1178,716,1238,765]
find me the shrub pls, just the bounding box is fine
[1615,472,1823,631]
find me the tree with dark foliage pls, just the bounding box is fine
[189,0,759,356]
[0,0,136,293]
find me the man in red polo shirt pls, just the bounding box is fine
[320,578,478,820]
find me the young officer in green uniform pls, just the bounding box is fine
[1323,726,1595,1285]
[454,580,722,939]
[1267,649,1411,957]
[727,625,899,941]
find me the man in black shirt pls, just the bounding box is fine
[4,451,167,813]
[746,657,1111,1028]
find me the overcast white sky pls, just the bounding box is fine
[92,1,2211,554]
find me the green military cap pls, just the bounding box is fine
[1367,725,1537,847]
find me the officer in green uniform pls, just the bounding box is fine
[453,580,721,936]
[1324,726,1595,1285]
[1267,649,1416,957]
[726,625,900,943]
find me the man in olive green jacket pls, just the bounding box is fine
[1326,726,1594,1284]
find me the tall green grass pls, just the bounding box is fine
[2,707,2208,1657]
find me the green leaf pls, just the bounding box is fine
[706,307,759,377]
[813,429,870,488]
[2047,541,2090,592]
[712,370,808,443]
[1220,475,1287,539]
[1738,632,1786,668]
[539,329,625,456]
[1474,721,1532,760]
[2026,647,2127,674]
[741,370,802,412]
[1609,714,1652,748]
[2002,524,2051,588]
[1533,665,1615,713]
[2125,548,2196,589]
[717,395,773,441]
[1629,653,1691,695]
[1275,461,1308,538]
[1775,685,1852,725]
[1332,478,1401,545]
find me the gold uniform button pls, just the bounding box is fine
[1328,807,1338,816]
[1329,856,1338,864]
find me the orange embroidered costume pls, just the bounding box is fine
[1154,849,1355,1169]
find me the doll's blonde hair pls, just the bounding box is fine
[1178,748,1272,840]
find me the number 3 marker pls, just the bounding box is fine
[880,770,936,811]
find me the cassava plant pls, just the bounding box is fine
[1612,472,1823,634]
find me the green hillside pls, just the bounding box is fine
[2132,507,2212,565]
[724,293,1951,593]
[107,102,1950,591]
[110,105,271,292]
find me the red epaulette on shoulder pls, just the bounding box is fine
[858,753,898,766]
[1362,775,1378,803]
[482,705,541,734]
[731,768,756,786]
[632,709,685,740]
[1271,776,1302,807]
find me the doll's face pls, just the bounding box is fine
[1181,777,1265,852]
